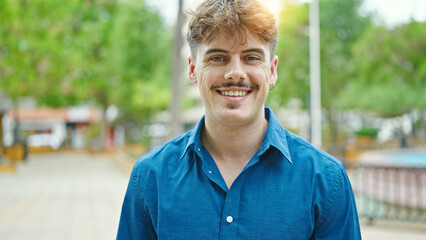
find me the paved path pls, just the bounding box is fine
[0,151,129,240]
[1,151,425,240]
[361,220,426,240]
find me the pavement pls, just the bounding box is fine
[0,151,425,240]
[0,151,128,240]
[361,220,426,240]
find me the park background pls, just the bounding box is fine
[1,0,425,239]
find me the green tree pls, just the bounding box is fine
[340,21,426,139]
[270,2,310,107]
[319,0,371,144]
[107,0,172,125]
[0,0,90,143]
[340,21,426,115]
[0,0,83,106]
[168,0,186,139]
[0,0,173,145]
[272,0,371,145]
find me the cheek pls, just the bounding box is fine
[198,68,219,88]
[250,65,270,88]
[197,72,213,97]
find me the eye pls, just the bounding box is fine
[210,56,224,62]
[245,56,261,62]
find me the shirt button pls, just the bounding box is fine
[208,170,212,174]
[226,216,233,223]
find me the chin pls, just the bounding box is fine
[217,107,256,123]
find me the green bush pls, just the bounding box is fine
[355,127,379,138]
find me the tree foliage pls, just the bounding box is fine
[0,0,171,123]
[2,0,425,144]
[106,0,172,123]
[270,2,310,107]
[273,0,371,143]
[273,0,370,106]
[0,0,86,106]
[340,21,426,117]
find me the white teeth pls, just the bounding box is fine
[220,91,248,97]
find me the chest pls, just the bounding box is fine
[215,159,247,189]
[152,162,315,240]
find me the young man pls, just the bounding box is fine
[117,0,361,239]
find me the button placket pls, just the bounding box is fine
[198,146,230,192]
[220,181,241,239]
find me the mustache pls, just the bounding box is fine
[212,82,256,89]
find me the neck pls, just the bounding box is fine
[201,111,268,163]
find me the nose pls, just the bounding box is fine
[224,57,247,82]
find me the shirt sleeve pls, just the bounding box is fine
[117,171,157,240]
[311,165,361,240]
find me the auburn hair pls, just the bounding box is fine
[186,0,278,60]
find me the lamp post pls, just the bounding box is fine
[309,0,322,147]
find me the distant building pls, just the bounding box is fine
[2,106,101,150]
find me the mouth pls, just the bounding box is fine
[217,90,249,97]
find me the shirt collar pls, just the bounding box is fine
[260,108,293,164]
[180,115,204,160]
[180,108,293,164]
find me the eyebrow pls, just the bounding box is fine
[203,48,228,56]
[203,48,266,57]
[242,48,266,56]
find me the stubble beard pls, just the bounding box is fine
[227,103,239,110]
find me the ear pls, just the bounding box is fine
[269,55,278,86]
[188,56,197,84]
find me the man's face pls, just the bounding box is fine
[188,32,278,126]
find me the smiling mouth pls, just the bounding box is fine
[218,90,249,97]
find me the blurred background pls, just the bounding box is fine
[0,0,425,239]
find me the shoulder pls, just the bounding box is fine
[283,129,350,200]
[284,130,356,208]
[131,130,193,177]
[284,131,359,223]
[285,130,344,173]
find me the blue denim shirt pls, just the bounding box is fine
[117,108,361,239]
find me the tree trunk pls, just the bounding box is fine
[419,110,426,140]
[326,108,338,146]
[168,0,186,139]
[0,112,4,161]
[97,90,109,150]
[12,100,21,145]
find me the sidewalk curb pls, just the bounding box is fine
[360,218,426,232]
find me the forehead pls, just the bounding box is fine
[197,32,270,57]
